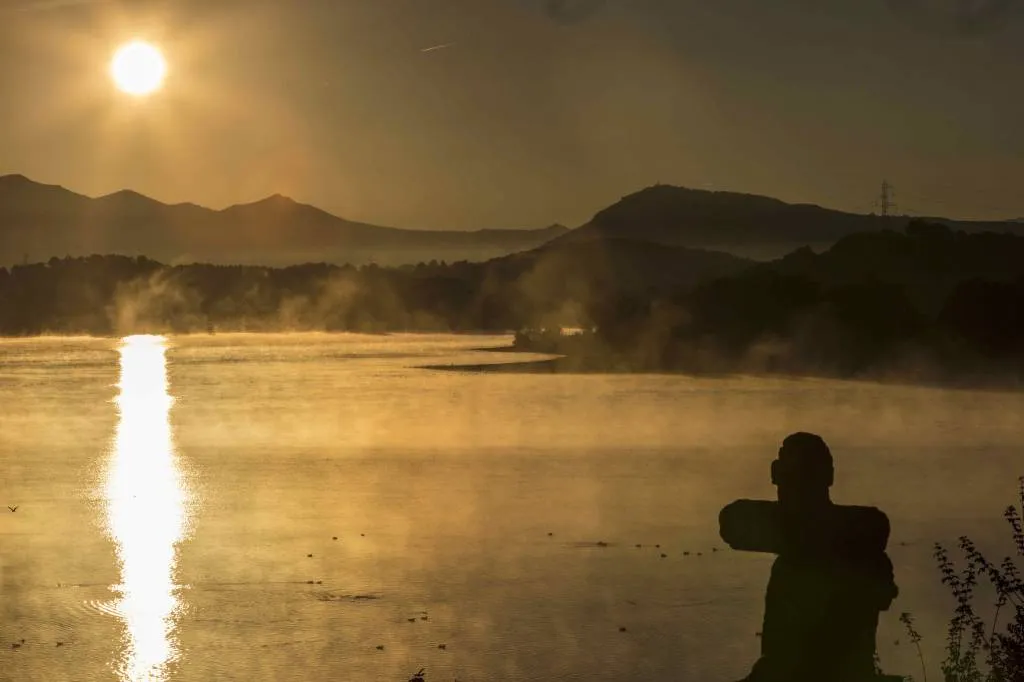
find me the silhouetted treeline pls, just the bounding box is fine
[0,237,748,337]
[0,256,491,335]
[0,252,649,336]
[517,221,1024,383]
[4,221,1024,384]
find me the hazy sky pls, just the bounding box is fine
[0,0,1022,229]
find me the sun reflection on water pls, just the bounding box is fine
[104,335,190,681]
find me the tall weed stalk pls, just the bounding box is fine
[901,476,1024,682]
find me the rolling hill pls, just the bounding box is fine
[481,236,752,300]
[553,184,1024,259]
[8,174,1023,268]
[0,174,569,267]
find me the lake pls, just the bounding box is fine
[1,333,1022,681]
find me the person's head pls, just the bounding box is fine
[771,432,833,507]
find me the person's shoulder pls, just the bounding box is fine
[832,504,892,552]
[837,504,890,527]
[864,506,891,535]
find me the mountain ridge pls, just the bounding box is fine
[0,174,570,267]
[556,183,1024,259]
[6,173,1024,266]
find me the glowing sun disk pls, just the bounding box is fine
[110,41,167,96]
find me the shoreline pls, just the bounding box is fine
[0,329,515,342]
[429,345,1024,394]
[3,330,1021,394]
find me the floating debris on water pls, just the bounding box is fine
[316,593,382,602]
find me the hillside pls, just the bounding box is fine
[5,220,1024,386]
[517,220,1024,383]
[554,184,1024,259]
[766,221,1024,314]
[0,174,568,267]
[483,237,751,298]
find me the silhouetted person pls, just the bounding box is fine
[720,432,900,682]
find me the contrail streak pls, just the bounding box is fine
[420,42,455,53]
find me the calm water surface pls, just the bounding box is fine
[1,333,1022,681]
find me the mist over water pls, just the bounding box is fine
[1,332,1022,680]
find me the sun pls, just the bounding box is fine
[110,41,167,96]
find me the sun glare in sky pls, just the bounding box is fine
[110,41,167,96]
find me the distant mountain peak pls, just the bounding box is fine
[257,193,298,206]
[0,173,84,200]
[222,193,302,212]
[554,182,1024,261]
[0,173,66,191]
[99,188,156,200]
[0,173,33,184]
[619,183,791,206]
[93,188,167,211]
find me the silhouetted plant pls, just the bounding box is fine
[900,611,928,682]
[903,476,1024,682]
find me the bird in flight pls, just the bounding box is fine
[7,506,18,512]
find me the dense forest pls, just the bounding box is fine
[0,256,488,335]
[2,219,1023,384]
[519,221,1024,383]
[0,237,749,336]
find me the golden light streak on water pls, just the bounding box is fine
[104,335,190,681]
